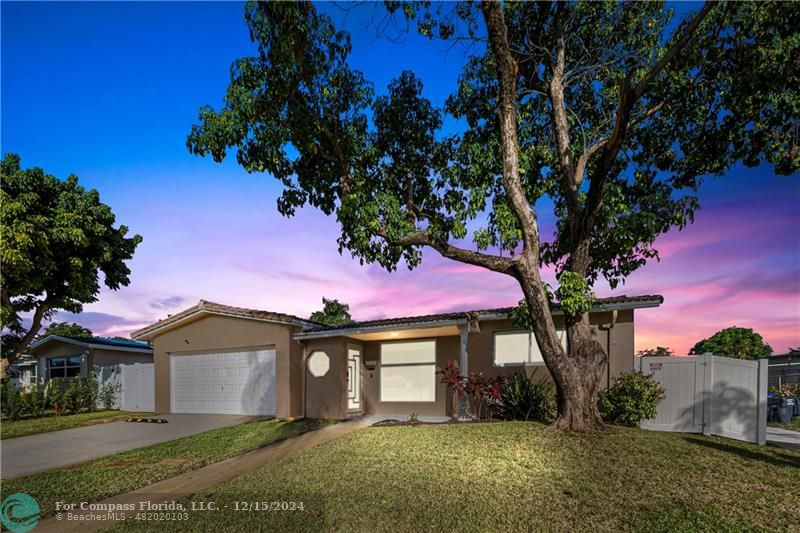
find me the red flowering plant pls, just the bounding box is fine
[438,360,465,420]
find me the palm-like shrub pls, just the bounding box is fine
[495,369,555,422]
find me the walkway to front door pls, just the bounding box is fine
[347,346,362,413]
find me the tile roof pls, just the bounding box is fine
[131,300,320,340]
[300,294,664,334]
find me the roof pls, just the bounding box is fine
[131,300,321,341]
[28,335,153,354]
[295,294,664,339]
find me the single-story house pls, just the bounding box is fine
[131,295,662,419]
[27,335,154,381]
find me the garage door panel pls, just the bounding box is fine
[171,349,275,416]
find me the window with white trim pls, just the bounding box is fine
[48,356,82,378]
[493,330,568,366]
[380,340,436,402]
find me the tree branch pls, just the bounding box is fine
[633,1,715,99]
[376,228,519,275]
[480,1,540,258]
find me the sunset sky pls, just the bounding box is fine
[2,2,798,355]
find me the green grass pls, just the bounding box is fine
[0,418,334,519]
[0,410,136,439]
[114,422,799,533]
[769,418,800,432]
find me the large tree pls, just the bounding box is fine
[188,1,798,430]
[42,322,94,339]
[689,326,773,360]
[309,297,354,326]
[0,154,142,365]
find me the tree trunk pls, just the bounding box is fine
[519,276,607,432]
[10,303,49,364]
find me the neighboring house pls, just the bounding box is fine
[768,349,800,389]
[131,295,662,419]
[8,355,38,389]
[27,335,154,381]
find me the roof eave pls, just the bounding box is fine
[132,309,312,341]
[294,318,468,340]
[294,297,663,340]
[28,335,152,354]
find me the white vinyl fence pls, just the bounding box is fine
[635,353,768,445]
[95,363,155,412]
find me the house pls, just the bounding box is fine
[27,335,154,381]
[8,355,39,389]
[131,295,662,419]
[768,349,800,389]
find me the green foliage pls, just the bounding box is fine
[24,381,47,418]
[599,371,666,426]
[43,322,94,339]
[189,2,796,287]
[689,327,773,360]
[98,379,121,410]
[308,297,354,326]
[45,380,65,416]
[0,154,142,360]
[495,369,556,422]
[1,380,24,420]
[637,346,675,358]
[554,272,595,317]
[62,379,84,414]
[84,372,99,412]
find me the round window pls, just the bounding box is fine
[307,351,330,377]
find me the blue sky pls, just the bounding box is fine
[2,1,798,353]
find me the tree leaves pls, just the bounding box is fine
[0,154,141,358]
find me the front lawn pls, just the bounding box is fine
[0,410,135,440]
[0,418,334,519]
[117,422,800,532]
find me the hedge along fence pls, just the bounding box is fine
[0,372,120,421]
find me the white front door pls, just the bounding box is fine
[171,349,275,416]
[347,347,362,412]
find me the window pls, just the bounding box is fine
[48,356,82,378]
[380,340,436,402]
[494,330,568,366]
[307,351,330,377]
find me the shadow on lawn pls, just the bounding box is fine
[683,436,800,469]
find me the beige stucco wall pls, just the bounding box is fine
[300,310,636,419]
[150,315,303,417]
[361,336,458,418]
[302,337,355,419]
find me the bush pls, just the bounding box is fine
[45,379,65,415]
[83,372,99,412]
[62,379,85,414]
[599,371,666,426]
[495,368,555,422]
[98,380,121,410]
[1,380,24,420]
[25,381,47,417]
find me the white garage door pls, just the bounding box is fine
[171,349,275,416]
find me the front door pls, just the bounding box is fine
[347,347,362,413]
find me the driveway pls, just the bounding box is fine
[767,426,800,451]
[1,414,255,479]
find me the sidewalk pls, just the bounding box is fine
[34,416,374,532]
[766,426,800,451]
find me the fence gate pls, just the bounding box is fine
[636,354,768,445]
[95,363,155,412]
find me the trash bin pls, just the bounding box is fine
[778,397,796,423]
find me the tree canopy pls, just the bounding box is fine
[188,1,797,430]
[42,322,94,339]
[636,347,675,358]
[689,327,773,360]
[309,297,354,326]
[0,154,142,363]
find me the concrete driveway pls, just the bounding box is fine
[1,414,256,479]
